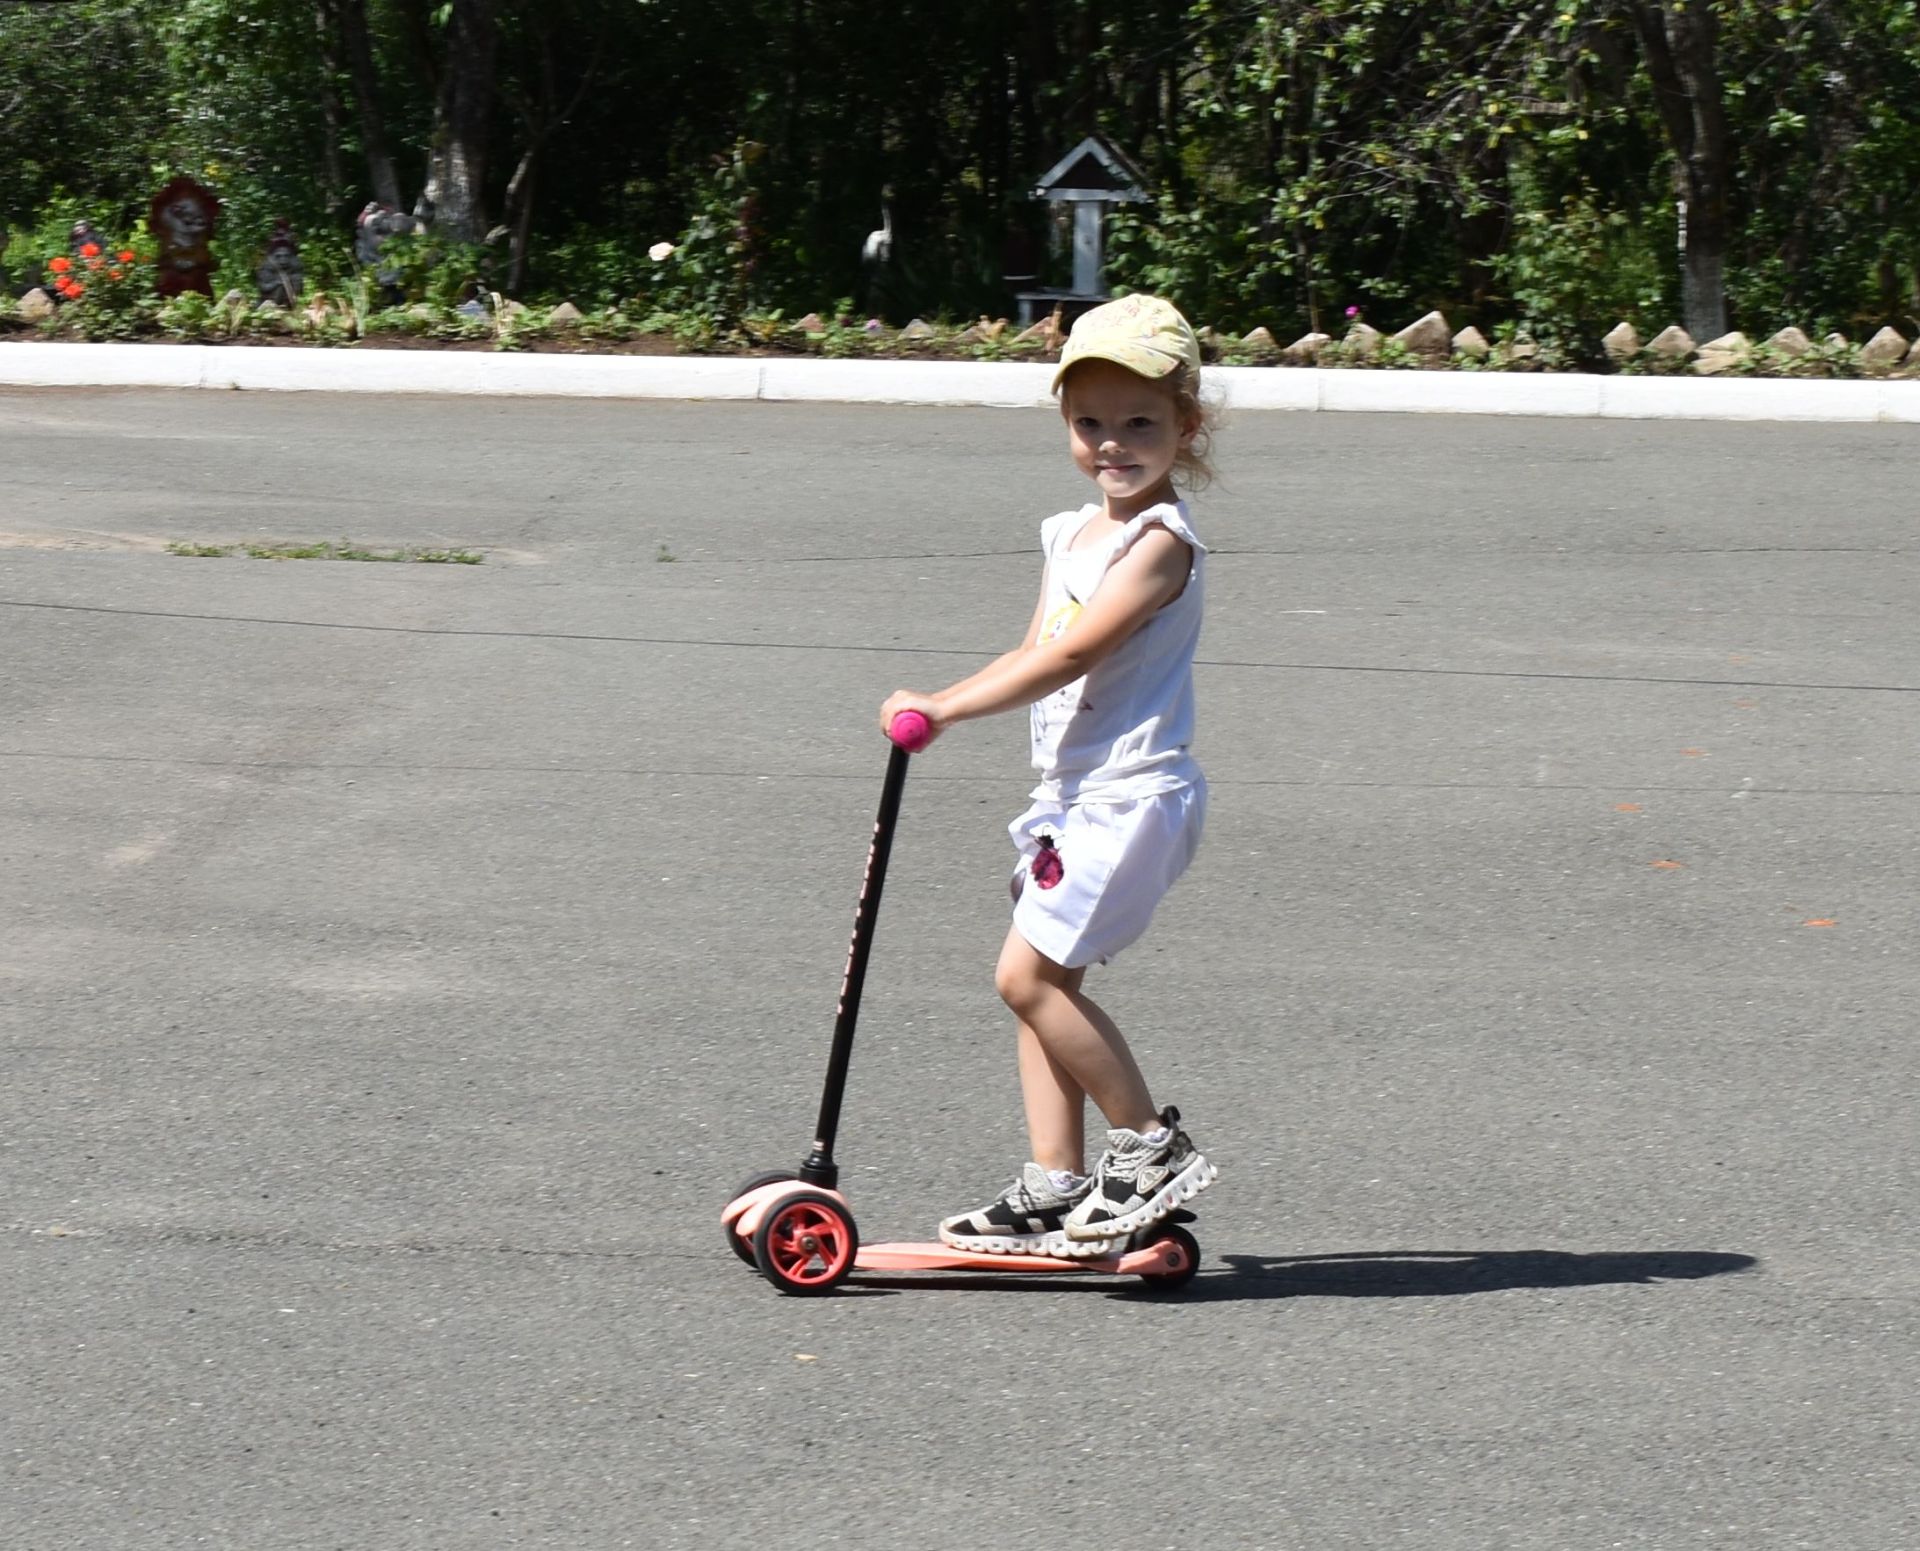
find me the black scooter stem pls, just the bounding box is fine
[799,736,915,1188]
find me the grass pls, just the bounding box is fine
[168,539,484,564]
[247,540,339,560]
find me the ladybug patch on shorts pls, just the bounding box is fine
[1031,833,1064,890]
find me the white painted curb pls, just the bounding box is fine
[756,357,1050,408]
[1,341,1916,422]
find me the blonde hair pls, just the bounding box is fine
[1165,363,1220,493]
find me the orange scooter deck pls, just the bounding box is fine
[855,1237,1191,1278]
[726,1181,1198,1286]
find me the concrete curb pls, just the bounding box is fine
[2,341,1917,422]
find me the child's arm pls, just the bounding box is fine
[880,530,1190,736]
[879,571,1051,746]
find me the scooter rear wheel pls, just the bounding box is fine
[1136,1223,1201,1291]
[753,1190,859,1296]
[725,1171,796,1265]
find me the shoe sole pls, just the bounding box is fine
[1061,1154,1217,1246]
[937,1225,1083,1258]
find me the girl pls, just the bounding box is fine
[879,293,1218,1257]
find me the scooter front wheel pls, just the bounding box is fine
[753,1190,860,1296]
[725,1171,796,1265]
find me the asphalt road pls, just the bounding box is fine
[3,389,1916,1549]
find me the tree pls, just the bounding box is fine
[5,0,1918,331]
[326,0,402,209]
[0,0,172,230]
[1622,1,1731,338]
[417,0,498,240]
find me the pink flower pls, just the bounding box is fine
[1345,305,1360,318]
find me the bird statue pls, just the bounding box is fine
[862,187,894,270]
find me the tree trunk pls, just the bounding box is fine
[330,0,403,209]
[312,1,349,215]
[1628,2,1730,339]
[504,143,535,295]
[497,25,601,298]
[420,0,499,241]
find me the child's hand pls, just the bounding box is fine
[880,691,944,746]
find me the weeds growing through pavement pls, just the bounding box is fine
[167,539,483,564]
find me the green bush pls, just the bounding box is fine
[45,235,157,340]
[1495,189,1673,361]
[528,230,654,308]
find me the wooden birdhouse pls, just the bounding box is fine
[1013,135,1152,326]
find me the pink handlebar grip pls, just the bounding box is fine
[888,710,932,752]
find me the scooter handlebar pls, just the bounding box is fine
[887,710,932,753]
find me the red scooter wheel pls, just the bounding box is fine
[725,1171,797,1265]
[1136,1223,1201,1291]
[752,1190,860,1296]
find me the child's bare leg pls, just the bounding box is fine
[1015,1021,1085,1175]
[995,927,1158,1137]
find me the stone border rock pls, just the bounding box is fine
[2,341,1919,422]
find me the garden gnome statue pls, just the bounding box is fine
[68,220,111,261]
[149,177,220,298]
[354,201,417,305]
[255,218,303,305]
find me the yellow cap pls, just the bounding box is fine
[1051,294,1201,393]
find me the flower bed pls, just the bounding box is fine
[4,293,1917,380]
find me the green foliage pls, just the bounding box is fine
[528,231,654,308]
[575,307,644,343]
[46,241,158,340]
[9,204,134,298]
[1495,187,1673,358]
[156,290,214,338]
[637,142,767,324]
[231,539,485,564]
[7,0,1920,342]
[371,232,493,307]
[0,0,172,229]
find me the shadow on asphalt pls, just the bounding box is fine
[1173,1248,1761,1302]
[838,1247,1758,1301]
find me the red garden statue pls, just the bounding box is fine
[150,176,220,298]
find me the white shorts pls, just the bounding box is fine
[1008,783,1206,970]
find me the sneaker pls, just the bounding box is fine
[938,1163,1091,1256]
[1062,1106,1216,1245]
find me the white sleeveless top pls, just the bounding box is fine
[1028,500,1206,804]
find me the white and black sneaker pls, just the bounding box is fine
[1062,1106,1216,1247]
[938,1163,1091,1256]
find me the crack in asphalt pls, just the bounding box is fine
[0,747,1917,799]
[4,596,1917,694]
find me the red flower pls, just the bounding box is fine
[80,242,101,258]
[49,256,71,274]
[67,281,86,297]
[117,249,135,263]
[109,269,125,281]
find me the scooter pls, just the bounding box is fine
[721,711,1203,1296]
